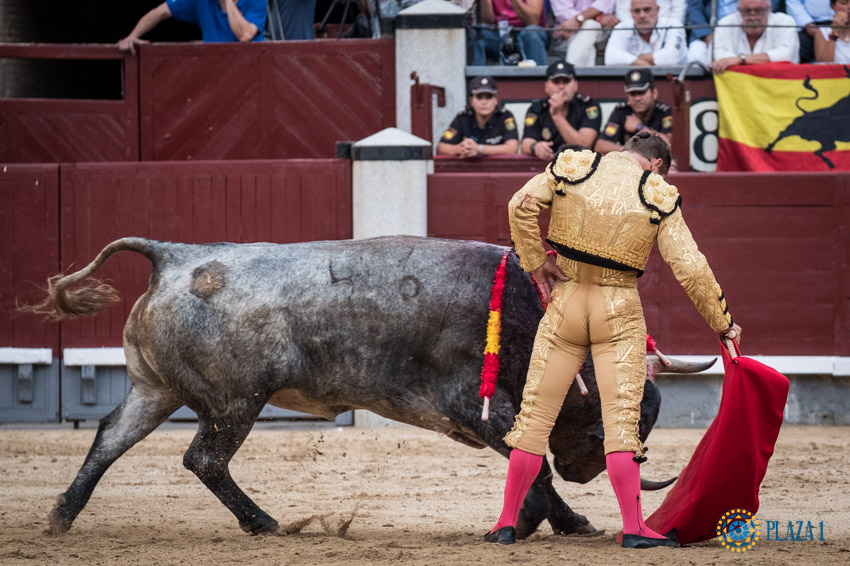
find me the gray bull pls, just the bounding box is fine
[31,235,708,538]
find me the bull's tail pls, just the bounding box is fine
[20,237,161,321]
[795,76,818,114]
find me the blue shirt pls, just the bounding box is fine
[167,0,267,42]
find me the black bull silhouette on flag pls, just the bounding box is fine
[765,65,850,169]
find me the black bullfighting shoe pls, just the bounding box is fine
[621,533,680,549]
[484,526,516,545]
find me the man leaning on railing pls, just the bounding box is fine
[118,0,267,54]
[708,0,799,73]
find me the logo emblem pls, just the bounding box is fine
[630,71,641,82]
[542,127,552,140]
[505,117,516,130]
[586,106,599,119]
[717,508,761,552]
[525,114,537,126]
[662,115,673,130]
[604,123,618,137]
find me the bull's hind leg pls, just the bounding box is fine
[48,384,181,535]
[183,407,278,535]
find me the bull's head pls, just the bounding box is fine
[547,351,715,486]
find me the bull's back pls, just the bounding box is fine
[132,236,537,407]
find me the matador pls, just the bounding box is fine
[485,132,742,548]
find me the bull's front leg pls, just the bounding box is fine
[517,458,597,539]
[183,410,279,535]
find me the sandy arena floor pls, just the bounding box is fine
[0,424,847,565]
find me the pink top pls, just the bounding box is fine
[492,0,547,27]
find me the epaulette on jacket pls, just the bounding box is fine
[575,93,590,103]
[656,102,671,112]
[639,171,681,224]
[547,149,601,194]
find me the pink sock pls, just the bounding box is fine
[491,448,543,532]
[606,451,665,538]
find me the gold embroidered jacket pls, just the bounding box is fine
[508,149,733,333]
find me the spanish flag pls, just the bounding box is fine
[716,63,850,171]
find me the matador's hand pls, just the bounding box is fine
[719,323,742,344]
[531,256,569,304]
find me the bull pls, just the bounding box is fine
[29,235,711,539]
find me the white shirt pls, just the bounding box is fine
[820,27,850,64]
[615,0,686,24]
[604,16,688,65]
[713,12,800,63]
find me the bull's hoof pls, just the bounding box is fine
[46,507,73,536]
[553,522,598,536]
[548,509,597,537]
[240,517,279,536]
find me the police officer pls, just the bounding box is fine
[595,69,672,154]
[521,61,601,161]
[436,76,519,158]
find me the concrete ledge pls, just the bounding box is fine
[63,348,126,367]
[0,348,53,365]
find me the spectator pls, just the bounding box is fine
[710,0,799,73]
[595,69,672,155]
[118,0,267,53]
[605,0,688,66]
[787,0,837,62]
[615,0,686,25]
[521,61,602,160]
[469,0,550,66]
[268,0,317,40]
[436,76,520,157]
[686,0,738,65]
[814,0,850,62]
[549,0,618,67]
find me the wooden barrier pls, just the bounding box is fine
[0,44,139,163]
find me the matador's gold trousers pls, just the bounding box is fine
[504,256,647,459]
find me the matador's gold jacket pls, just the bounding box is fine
[508,149,733,333]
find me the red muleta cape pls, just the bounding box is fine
[645,340,790,545]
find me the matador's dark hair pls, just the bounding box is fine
[624,131,672,176]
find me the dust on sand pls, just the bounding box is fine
[0,425,847,565]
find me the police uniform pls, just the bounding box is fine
[506,149,733,460]
[522,94,601,150]
[439,108,519,146]
[599,101,673,146]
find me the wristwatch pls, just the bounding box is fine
[829,32,839,41]
[738,53,747,64]
[576,13,586,23]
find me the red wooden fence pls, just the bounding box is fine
[0,45,139,163]
[0,41,395,164]
[59,159,352,348]
[0,164,60,353]
[428,170,850,356]
[139,40,396,161]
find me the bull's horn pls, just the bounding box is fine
[640,476,677,491]
[658,357,716,374]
